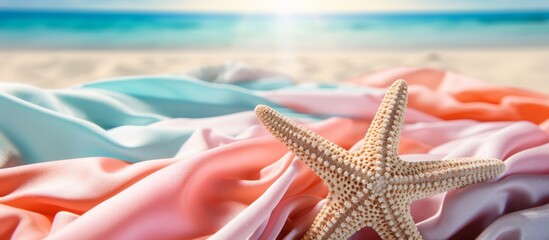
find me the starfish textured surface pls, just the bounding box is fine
[254,80,506,240]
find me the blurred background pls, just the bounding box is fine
[0,0,548,91]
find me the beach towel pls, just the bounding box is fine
[0,66,548,239]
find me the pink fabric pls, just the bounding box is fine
[1,68,549,239]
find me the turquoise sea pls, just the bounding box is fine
[0,10,548,50]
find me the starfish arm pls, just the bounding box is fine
[303,197,342,240]
[355,80,408,174]
[303,195,372,240]
[255,105,349,184]
[404,157,506,199]
[372,201,422,240]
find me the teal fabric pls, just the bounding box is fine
[80,76,291,120]
[0,75,325,164]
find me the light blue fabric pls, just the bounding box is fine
[80,76,294,119]
[0,75,330,164]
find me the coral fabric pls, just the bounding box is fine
[0,67,548,239]
[348,67,549,126]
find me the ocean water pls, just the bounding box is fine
[0,10,548,50]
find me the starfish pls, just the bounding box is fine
[254,79,506,240]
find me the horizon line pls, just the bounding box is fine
[1,7,548,16]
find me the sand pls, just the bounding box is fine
[0,48,548,93]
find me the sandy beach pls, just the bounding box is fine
[1,48,548,93]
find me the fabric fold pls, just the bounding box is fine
[0,66,548,239]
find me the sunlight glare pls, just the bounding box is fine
[268,0,308,16]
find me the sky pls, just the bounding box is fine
[1,0,548,13]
